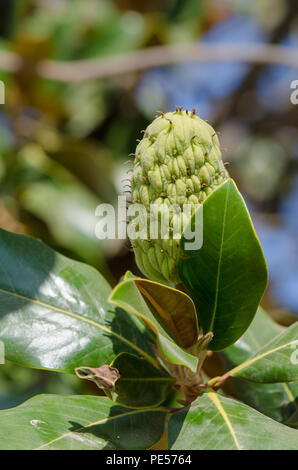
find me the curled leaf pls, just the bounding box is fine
[134,279,199,349]
[75,365,120,391]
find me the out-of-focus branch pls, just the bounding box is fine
[38,44,298,82]
[0,43,297,83]
[0,50,24,73]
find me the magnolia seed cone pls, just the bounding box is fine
[129,109,228,284]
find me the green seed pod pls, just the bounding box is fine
[128,109,228,284]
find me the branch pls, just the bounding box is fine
[0,43,297,83]
[38,44,298,83]
[0,50,23,73]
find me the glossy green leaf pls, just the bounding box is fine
[230,321,298,383]
[0,229,156,373]
[109,353,175,409]
[221,308,298,422]
[168,390,298,450]
[228,379,298,425]
[178,179,268,351]
[0,394,166,450]
[109,278,198,373]
[223,307,284,364]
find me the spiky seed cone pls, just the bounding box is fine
[129,109,228,284]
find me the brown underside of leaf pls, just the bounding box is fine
[75,365,120,391]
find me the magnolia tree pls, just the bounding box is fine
[0,110,297,450]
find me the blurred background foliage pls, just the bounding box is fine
[0,0,297,408]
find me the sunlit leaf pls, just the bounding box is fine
[178,179,268,351]
[221,308,298,422]
[0,229,156,373]
[0,394,166,450]
[230,321,298,383]
[168,390,298,450]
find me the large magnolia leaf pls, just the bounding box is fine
[221,308,298,423]
[223,307,284,364]
[230,321,298,383]
[168,391,298,450]
[228,379,298,426]
[109,277,198,373]
[0,394,166,450]
[0,229,156,373]
[109,353,175,408]
[178,179,268,351]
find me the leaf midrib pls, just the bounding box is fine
[283,383,298,410]
[35,408,163,450]
[206,390,241,450]
[209,184,229,332]
[230,340,296,377]
[0,286,157,367]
